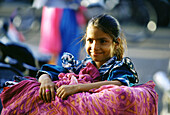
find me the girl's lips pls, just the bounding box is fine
[91,52,102,56]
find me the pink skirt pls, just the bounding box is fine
[39,7,63,55]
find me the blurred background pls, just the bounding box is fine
[0,0,170,114]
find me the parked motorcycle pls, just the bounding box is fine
[0,11,49,111]
[0,16,49,89]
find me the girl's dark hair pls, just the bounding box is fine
[82,14,127,61]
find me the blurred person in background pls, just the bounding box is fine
[32,0,86,65]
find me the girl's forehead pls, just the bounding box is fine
[87,25,96,31]
[87,25,103,34]
[86,25,112,39]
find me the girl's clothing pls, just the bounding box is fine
[36,52,139,87]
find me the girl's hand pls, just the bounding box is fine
[56,85,78,100]
[38,74,57,102]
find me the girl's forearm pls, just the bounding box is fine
[77,80,122,92]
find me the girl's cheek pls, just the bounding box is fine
[85,44,90,50]
[85,46,91,55]
[85,45,88,52]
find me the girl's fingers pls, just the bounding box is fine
[50,87,55,101]
[39,82,57,102]
[57,88,64,98]
[39,88,43,100]
[61,92,67,100]
[45,89,51,102]
[56,87,61,96]
[42,88,47,102]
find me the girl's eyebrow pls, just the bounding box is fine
[99,37,109,39]
[96,37,111,41]
[87,37,110,40]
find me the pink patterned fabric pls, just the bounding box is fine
[0,63,158,115]
[55,62,101,87]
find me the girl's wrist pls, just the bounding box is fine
[38,74,51,83]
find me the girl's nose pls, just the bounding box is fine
[92,41,100,50]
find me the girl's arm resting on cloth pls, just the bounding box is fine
[56,80,122,100]
[77,80,122,92]
[38,73,122,101]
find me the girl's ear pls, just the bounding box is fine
[115,37,120,48]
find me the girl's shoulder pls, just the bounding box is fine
[114,57,135,69]
[121,57,135,69]
[115,57,138,81]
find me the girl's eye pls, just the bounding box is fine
[87,39,93,43]
[100,39,106,43]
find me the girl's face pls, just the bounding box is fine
[85,25,116,68]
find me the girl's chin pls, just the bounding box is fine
[91,57,101,62]
[92,56,111,63]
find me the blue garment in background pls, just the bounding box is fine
[57,9,82,66]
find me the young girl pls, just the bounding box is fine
[37,14,139,102]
